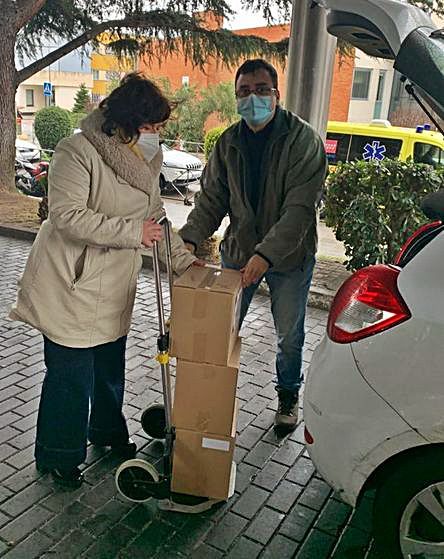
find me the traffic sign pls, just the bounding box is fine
[43,82,52,97]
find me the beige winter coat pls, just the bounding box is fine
[9,109,195,348]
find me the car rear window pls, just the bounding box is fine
[325,133,351,164]
[414,142,444,169]
[348,135,402,162]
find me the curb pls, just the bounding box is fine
[0,224,336,311]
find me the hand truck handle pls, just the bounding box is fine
[152,217,174,432]
[156,215,174,300]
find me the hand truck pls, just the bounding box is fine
[114,216,220,513]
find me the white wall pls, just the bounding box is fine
[16,70,93,114]
[348,51,395,124]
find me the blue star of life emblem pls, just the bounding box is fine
[363,141,387,161]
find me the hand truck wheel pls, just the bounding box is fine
[115,459,160,502]
[141,403,166,440]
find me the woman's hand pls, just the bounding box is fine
[142,218,163,247]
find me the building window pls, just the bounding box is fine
[92,69,99,80]
[25,89,34,107]
[182,76,190,87]
[352,68,372,100]
[91,93,104,104]
[106,70,121,81]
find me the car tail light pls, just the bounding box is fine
[394,221,442,265]
[304,426,314,445]
[327,265,411,344]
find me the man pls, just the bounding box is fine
[180,59,328,432]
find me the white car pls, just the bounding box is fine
[304,1,444,557]
[160,143,203,194]
[15,138,40,162]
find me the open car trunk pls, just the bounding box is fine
[320,0,444,120]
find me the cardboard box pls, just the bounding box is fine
[170,267,242,366]
[173,338,241,436]
[171,428,236,500]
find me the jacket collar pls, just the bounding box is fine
[80,109,162,195]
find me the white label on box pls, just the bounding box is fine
[202,437,230,452]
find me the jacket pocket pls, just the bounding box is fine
[71,246,89,289]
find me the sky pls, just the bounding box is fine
[225,1,269,29]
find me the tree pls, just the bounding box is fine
[1,0,441,191]
[158,80,238,145]
[72,83,90,113]
[0,0,289,192]
[201,82,239,126]
[158,80,205,144]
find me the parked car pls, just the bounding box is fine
[304,1,444,557]
[15,138,40,162]
[160,143,203,194]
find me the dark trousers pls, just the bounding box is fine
[35,335,129,470]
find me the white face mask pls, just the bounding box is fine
[137,132,160,162]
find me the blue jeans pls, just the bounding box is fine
[35,336,129,470]
[223,255,315,394]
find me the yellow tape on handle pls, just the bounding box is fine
[156,353,169,365]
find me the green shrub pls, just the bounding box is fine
[34,106,72,151]
[69,111,87,131]
[324,159,444,271]
[204,126,226,161]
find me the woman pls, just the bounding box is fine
[10,73,196,489]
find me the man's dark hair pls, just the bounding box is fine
[235,59,278,89]
[100,72,172,143]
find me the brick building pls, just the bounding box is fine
[138,13,355,123]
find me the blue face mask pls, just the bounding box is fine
[237,94,275,127]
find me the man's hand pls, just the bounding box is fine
[240,254,269,288]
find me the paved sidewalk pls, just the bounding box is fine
[0,236,378,559]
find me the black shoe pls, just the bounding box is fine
[52,467,84,489]
[36,463,84,489]
[274,388,299,433]
[111,438,137,459]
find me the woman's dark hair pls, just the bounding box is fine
[235,59,279,89]
[99,72,172,142]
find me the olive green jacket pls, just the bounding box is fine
[180,107,328,271]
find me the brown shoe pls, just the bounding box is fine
[274,388,299,433]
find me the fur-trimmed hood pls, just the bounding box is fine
[80,108,163,195]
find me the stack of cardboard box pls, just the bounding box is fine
[169,266,242,501]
